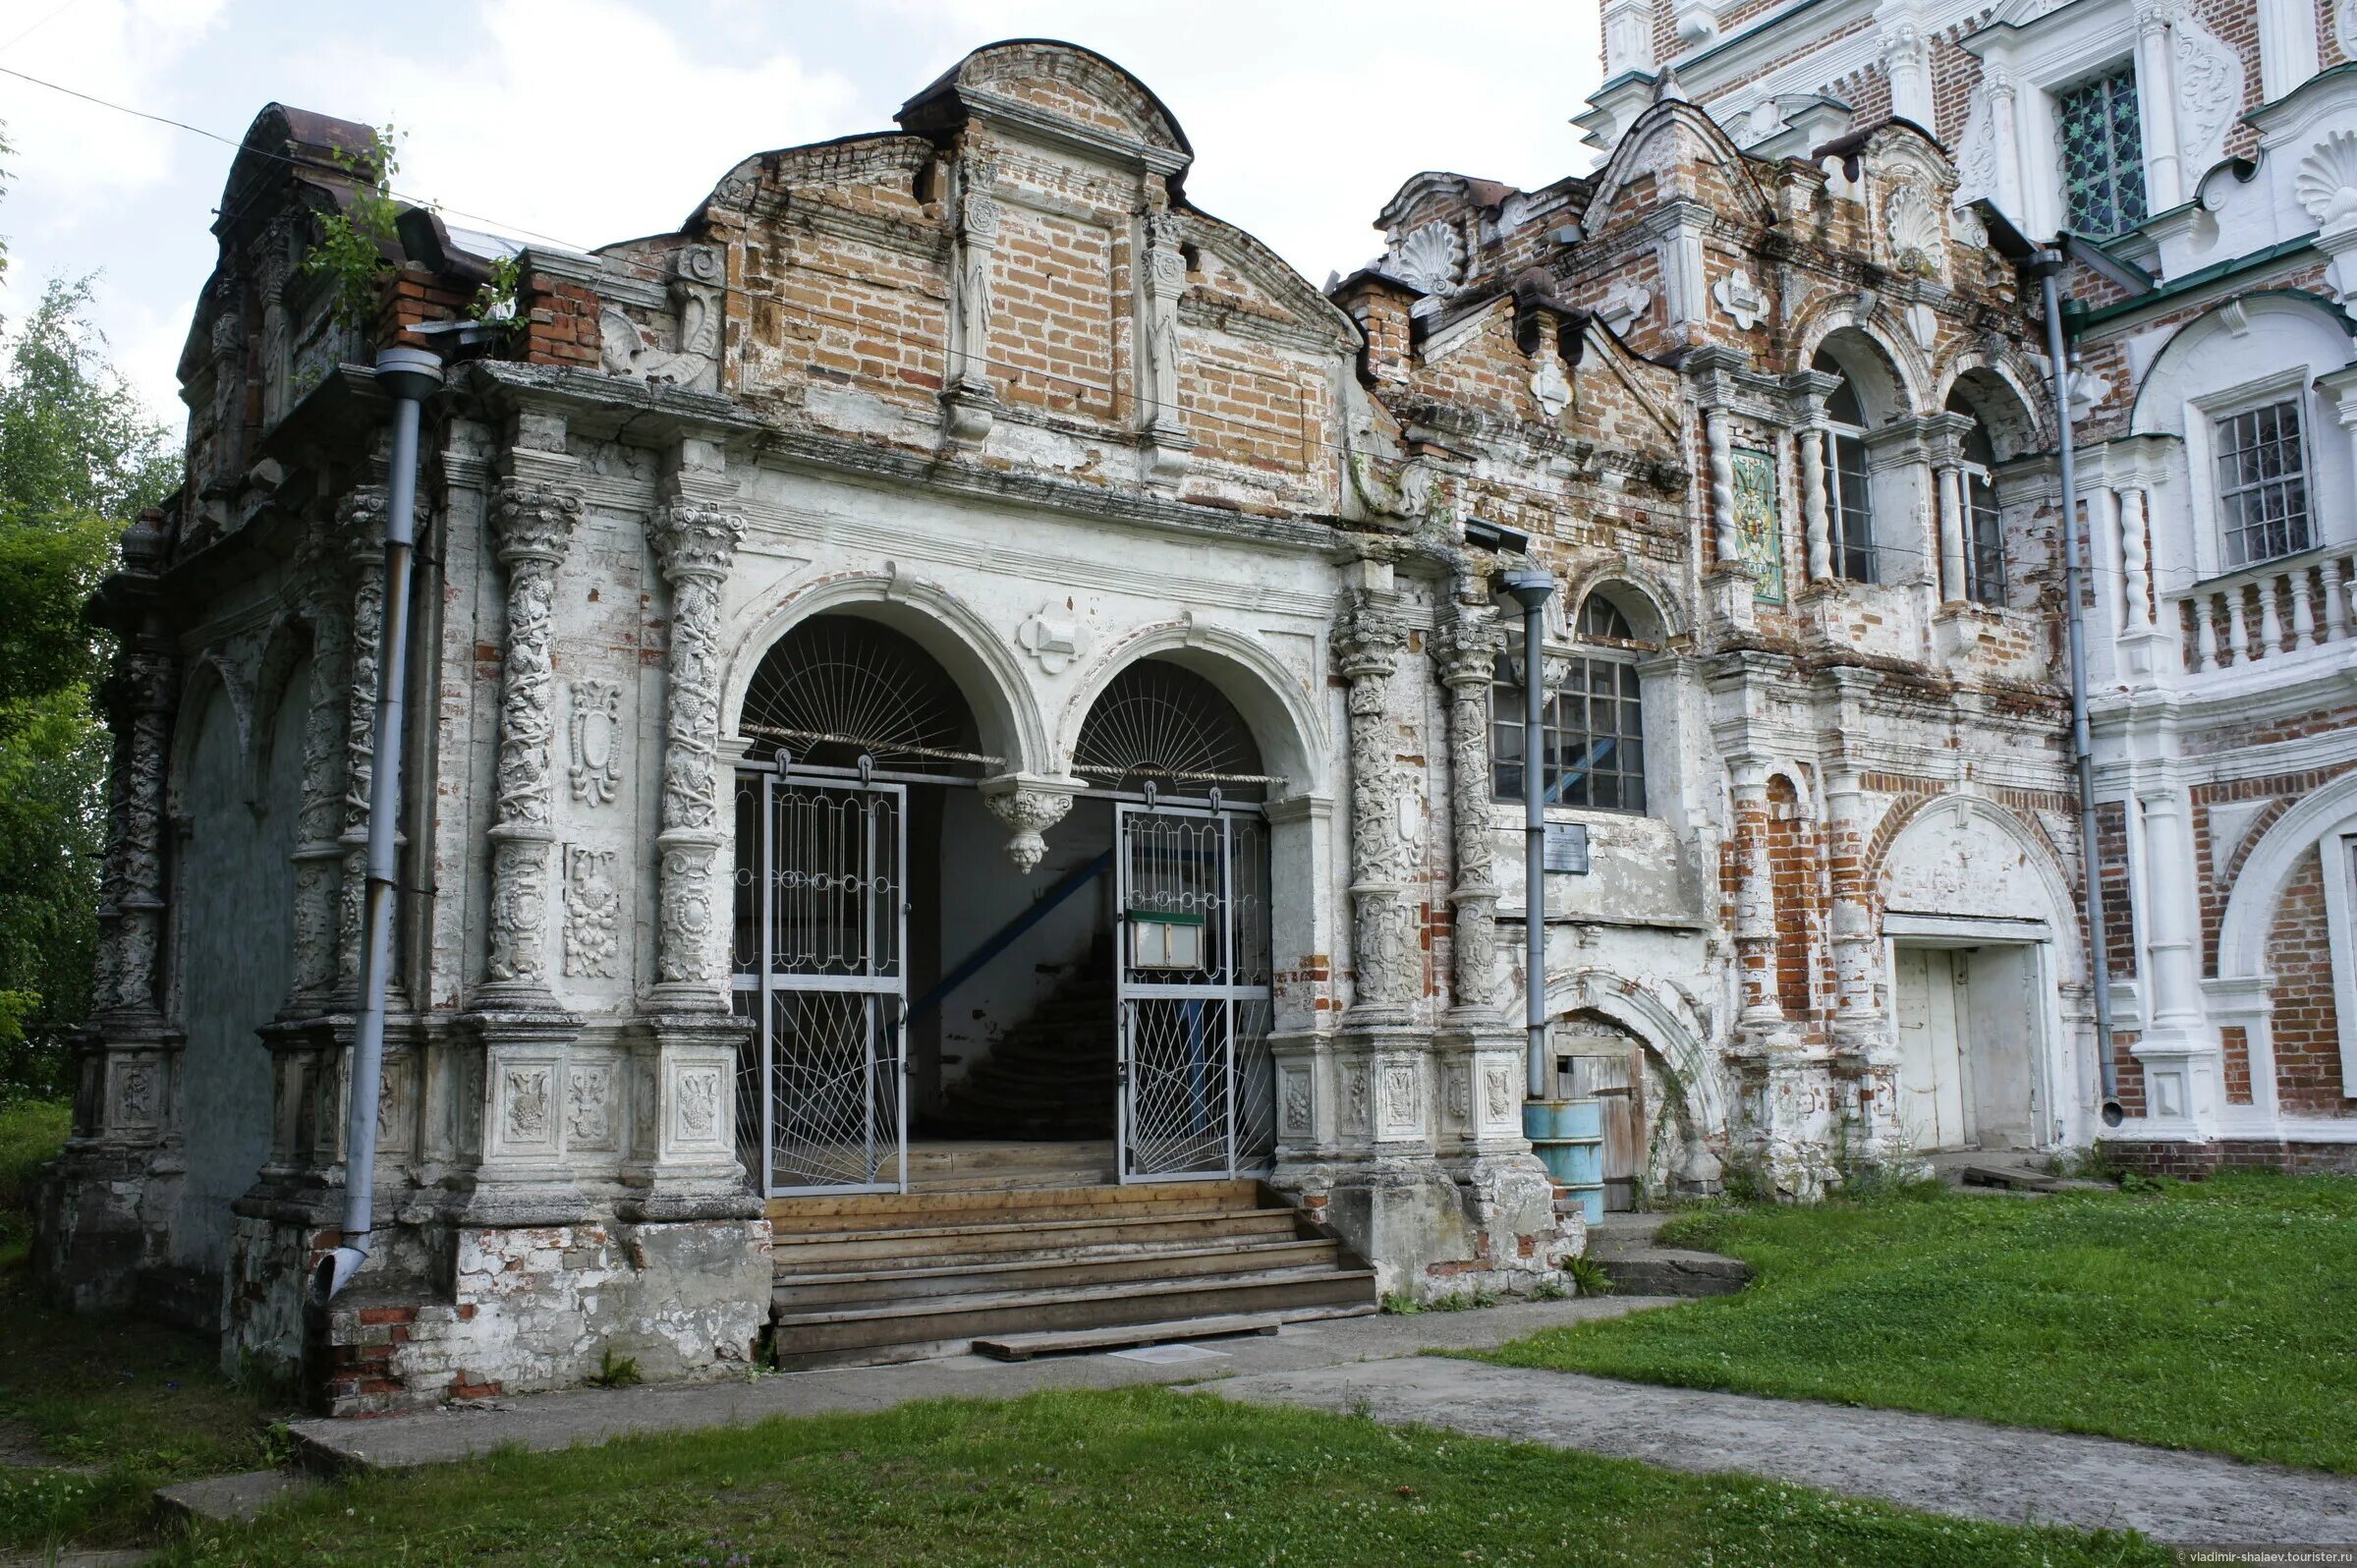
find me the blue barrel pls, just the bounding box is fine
[1524,1098,1605,1222]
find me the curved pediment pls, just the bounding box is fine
[1582,98,1774,234]
[898,39,1193,175]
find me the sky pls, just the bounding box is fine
[0,0,1604,430]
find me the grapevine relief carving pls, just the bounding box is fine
[563,847,620,979]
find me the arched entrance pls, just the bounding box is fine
[1074,661,1276,1181]
[731,620,1279,1194]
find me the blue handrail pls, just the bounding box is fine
[905,849,1114,1028]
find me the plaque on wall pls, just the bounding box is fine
[1543,821,1590,874]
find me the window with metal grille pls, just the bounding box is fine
[1822,367,1877,584]
[2058,66,2147,239]
[1491,595,1648,814]
[2215,399,2312,568]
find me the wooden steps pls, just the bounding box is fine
[767,1171,1375,1370]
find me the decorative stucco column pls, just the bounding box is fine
[940,180,1001,445]
[1729,763,1783,1037]
[648,498,744,1003]
[1337,591,1417,1027]
[461,474,589,1224]
[38,514,182,1308]
[1434,606,1503,1016]
[629,488,760,1220]
[1782,368,1838,591]
[84,514,179,1098]
[2128,783,2220,1132]
[1431,601,1535,1176]
[1925,411,1972,604]
[1935,463,1968,603]
[2115,486,2153,634]
[1800,425,1833,585]
[2134,3,2183,211]
[266,495,362,1018]
[334,484,389,1003]
[1137,211,1196,484]
[1706,407,1740,571]
[1824,761,1898,1156]
[481,477,584,1003]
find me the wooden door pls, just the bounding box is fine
[1895,948,1970,1149]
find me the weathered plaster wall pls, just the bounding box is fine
[170,673,300,1276]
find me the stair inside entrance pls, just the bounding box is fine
[767,1145,1377,1370]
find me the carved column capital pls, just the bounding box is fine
[650,499,745,584]
[490,478,584,568]
[1433,606,1504,690]
[1336,594,1406,682]
[332,484,389,562]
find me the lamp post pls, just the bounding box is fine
[1501,569,1555,1099]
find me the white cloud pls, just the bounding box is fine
[2,0,1606,428]
[292,0,863,252]
[2,0,226,222]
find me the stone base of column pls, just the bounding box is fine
[1725,1044,1844,1200]
[1705,563,1758,636]
[2128,1028,2223,1136]
[32,1016,185,1314]
[1270,1023,1579,1301]
[223,1204,772,1415]
[457,1008,595,1226]
[618,1010,761,1222]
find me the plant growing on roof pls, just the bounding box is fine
[303,124,405,330]
[469,252,524,344]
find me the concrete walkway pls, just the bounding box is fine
[288,1294,1667,1471]
[287,1293,2357,1549]
[1207,1357,2357,1547]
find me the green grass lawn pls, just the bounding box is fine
[159,1386,2166,1568]
[1474,1171,2357,1473]
[0,1098,293,1552]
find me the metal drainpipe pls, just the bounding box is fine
[315,345,444,1304]
[1502,569,1556,1099]
[2031,251,2124,1128]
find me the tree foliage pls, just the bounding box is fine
[0,267,176,1092]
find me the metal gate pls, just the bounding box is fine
[1114,801,1274,1181]
[732,767,907,1195]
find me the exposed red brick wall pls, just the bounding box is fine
[2112,1027,2148,1119]
[2327,0,2349,68]
[2221,1024,2254,1104]
[2267,844,2347,1113]
[1767,775,1823,1025]
[2107,1139,2357,1176]
[2095,800,2137,980]
[2192,760,2357,971]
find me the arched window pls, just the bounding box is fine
[1491,593,1648,814]
[1957,414,2006,605]
[1816,352,1876,583]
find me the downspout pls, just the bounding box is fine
[2030,251,2124,1128]
[315,345,444,1303]
[1502,569,1556,1098]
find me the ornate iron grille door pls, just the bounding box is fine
[1114,802,1274,1181]
[731,768,908,1195]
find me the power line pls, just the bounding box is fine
[0,58,2283,602]
[0,0,81,56]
